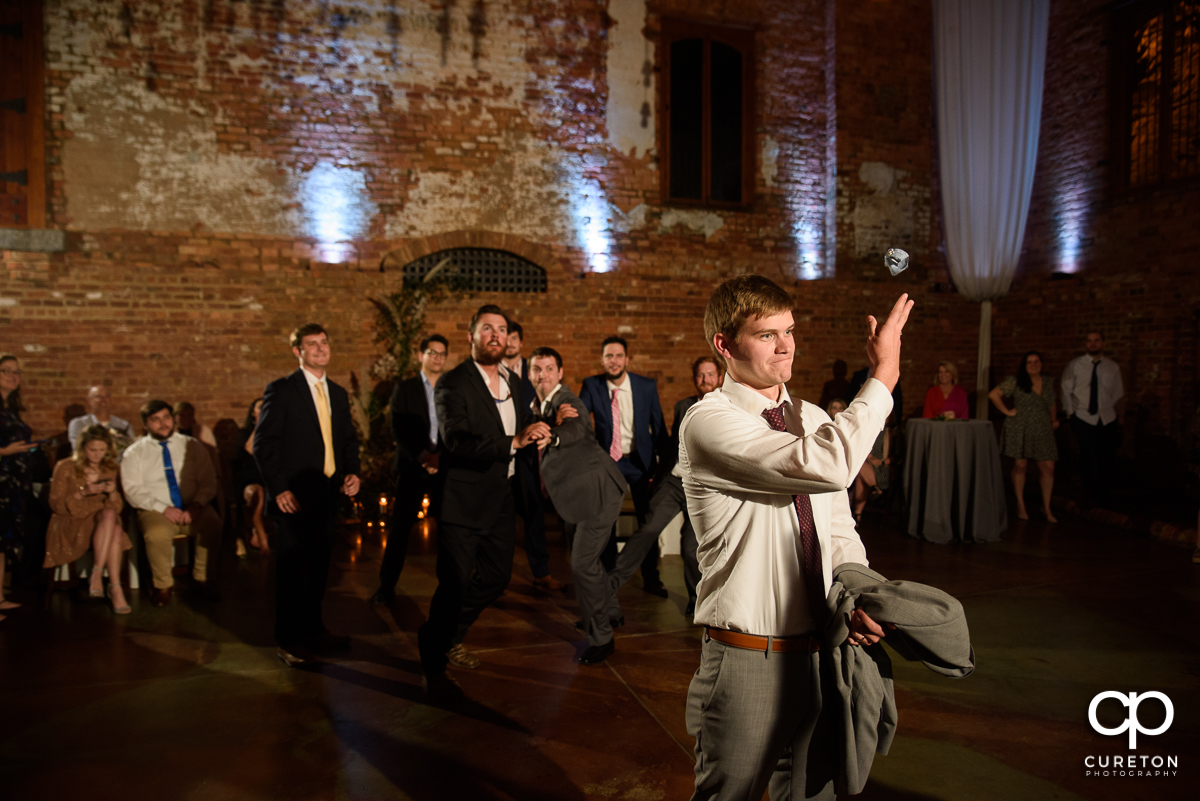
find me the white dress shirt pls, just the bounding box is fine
[120,432,190,514]
[679,376,891,637]
[475,361,517,477]
[1060,355,1123,426]
[301,366,330,413]
[606,377,635,456]
[534,383,563,417]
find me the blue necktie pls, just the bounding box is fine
[159,440,184,509]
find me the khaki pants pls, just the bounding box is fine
[138,508,222,590]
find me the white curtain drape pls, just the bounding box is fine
[933,0,1049,418]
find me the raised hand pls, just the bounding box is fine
[866,293,915,392]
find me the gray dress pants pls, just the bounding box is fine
[610,474,698,598]
[686,636,835,801]
[569,485,625,647]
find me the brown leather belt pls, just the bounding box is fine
[705,627,821,654]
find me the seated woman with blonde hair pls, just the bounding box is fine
[45,425,131,613]
[923,361,970,420]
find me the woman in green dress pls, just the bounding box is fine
[988,351,1060,522]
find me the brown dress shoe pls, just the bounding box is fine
[150,587,172,607]
[446,643,480,669]
[531,575,566,592]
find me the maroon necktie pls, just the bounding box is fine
[761,405,827,625]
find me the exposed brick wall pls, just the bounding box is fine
[4,0,968,442]
[13,0,1193,492]
[1000,0,1200,484]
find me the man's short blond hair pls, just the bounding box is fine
[703,275,794,352]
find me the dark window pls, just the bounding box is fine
[660,19,754,207]
[1113,1,1200,190]
[402,248,547,293]
[0,0,46,228]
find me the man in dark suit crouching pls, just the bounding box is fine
[255,323,361,667]
[418,305,549,702]
[529,347,628,665]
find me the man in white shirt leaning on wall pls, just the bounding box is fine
[679,275,913,800]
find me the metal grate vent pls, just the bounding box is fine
[402,248,547,293]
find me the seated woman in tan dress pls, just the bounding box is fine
[45,425,131,613]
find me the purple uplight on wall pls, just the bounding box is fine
[792,218,825,281]
[1052,178,1094,275]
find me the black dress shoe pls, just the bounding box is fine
[643,582,669,598]
[308,632,352,653]
[423,671,465,703]
[578,640,615,665]
[369,586,396,605]
[574,615,624,631]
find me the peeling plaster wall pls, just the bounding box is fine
[850,160,916,259]
[62,76,302,235]
[606,0,656,158]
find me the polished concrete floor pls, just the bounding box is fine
[2,507,1197,801]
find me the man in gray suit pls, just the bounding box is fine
[529,347,628,665]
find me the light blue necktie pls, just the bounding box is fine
[159,440,184,509]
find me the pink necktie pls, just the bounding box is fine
[609,388,623,461]
[761,405,827,625]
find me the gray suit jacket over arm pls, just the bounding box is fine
[537,387,628,525]
[811,563,975,796]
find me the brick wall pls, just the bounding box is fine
[6,0,1194,492]
[998,0,1200,494]
[3,0,973,442]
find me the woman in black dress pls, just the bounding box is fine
[1,355,38,620]
[234,398,269,553]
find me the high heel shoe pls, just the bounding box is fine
[108,584,131,615]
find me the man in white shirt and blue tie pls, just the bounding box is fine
[120,400,221,606]
[679,275,913,800]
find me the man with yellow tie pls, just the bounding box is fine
[255,323,361,667]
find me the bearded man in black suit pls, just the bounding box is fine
[255,323,361,667]
[417,305,550,702]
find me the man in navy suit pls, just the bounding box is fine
[578,336,668,596]
[609,356,722,616]
[255,323,361,667]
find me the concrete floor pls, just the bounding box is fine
[2,508,1197,801]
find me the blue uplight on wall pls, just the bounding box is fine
[301,161,377,263]
[569,178,614,273]
[793,219,824,281]
[1053,185,1091,274]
